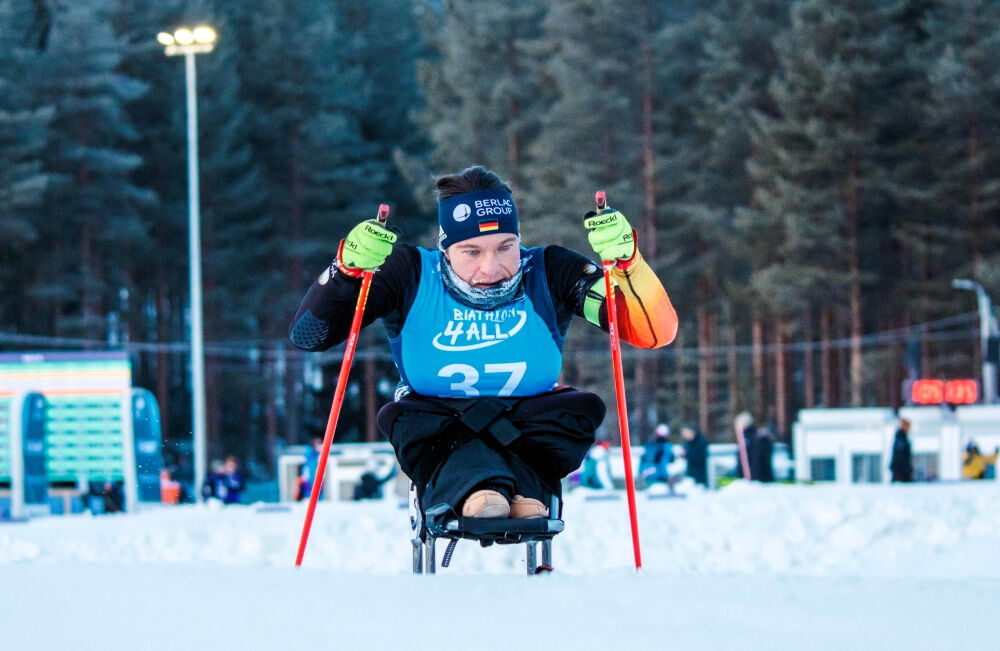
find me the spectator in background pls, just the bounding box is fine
[639,424,673,487]
[166,451,194,503]
[750,425,775,483]
[203,456,245,504]
[353,457,398,500]
[889,418,913,483]
[203,460,223,500]
[579,437,614,490]
[298,437,324,501]
[220,456,245,503]
[86,480,124,514]
[159,469,182,504]
[733,411,757,479]
[680,425,709,486]
[962,442,999,480]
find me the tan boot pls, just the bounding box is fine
[461,489,510,518]
[510,495,548,519]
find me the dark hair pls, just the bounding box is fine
[435,165,512,200]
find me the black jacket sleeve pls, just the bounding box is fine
[288,245,421,351]
[541,245,605,334]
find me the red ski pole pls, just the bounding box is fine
[294,203,390,567]
[595,190,643,571]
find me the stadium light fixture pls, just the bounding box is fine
[159,26,216,56]
[193,26,217,44]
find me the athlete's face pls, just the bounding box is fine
[445,233,520,288]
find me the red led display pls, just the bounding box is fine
[911,379,944,404]
[943,379,978,405]
[910,379,979,405]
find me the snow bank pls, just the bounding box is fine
[1,482,998,650]
[3,481,998,578]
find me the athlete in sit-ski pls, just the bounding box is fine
[290,166,677,527]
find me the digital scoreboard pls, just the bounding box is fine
[908,379,979,405]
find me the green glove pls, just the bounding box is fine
[339,219,397,272]
[583,209,635,262]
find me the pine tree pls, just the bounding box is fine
[235,2,395,453]
[32,0,154,338]
[109,0,189,446]
[524,0,698,436]
[745,0,919,412]
[414,0,547,189]
[523,0,642,252]
[919,0,1000,303]
[241,1,387,300]
[335,0,429,206]
[661,0,791,432]
[0,0,54,331]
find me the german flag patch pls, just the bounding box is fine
[478,220,500,232]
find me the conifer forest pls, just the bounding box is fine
[2,0,998,477]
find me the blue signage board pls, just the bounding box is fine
[132,388,164,502]
[22,392,48,506]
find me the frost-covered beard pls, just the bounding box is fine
[439,255,527,310]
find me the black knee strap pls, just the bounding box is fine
[487,417,522,447]
[457,398,509,433]
[420,396,524,449]
[456,398,522,447]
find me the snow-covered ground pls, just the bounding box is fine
[2,481,997,649]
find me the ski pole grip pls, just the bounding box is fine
[594,191,614,267]
[377,203,390,225]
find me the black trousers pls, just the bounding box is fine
[377,388,605,521]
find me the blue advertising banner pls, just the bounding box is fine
[22,392,47,506]
[132,388,164,502]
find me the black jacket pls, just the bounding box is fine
[289,245,603,352]
[890,430,913,482]
[749,433,774,483]
[683,433,709,485]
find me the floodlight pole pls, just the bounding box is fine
[161,28,216,501]
[952,279,999,404]
[183,50,208,501]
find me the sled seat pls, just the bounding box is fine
[410,486,563,575]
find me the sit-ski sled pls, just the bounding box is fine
[409,483,565,576]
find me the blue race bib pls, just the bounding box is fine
[391,249,563,398]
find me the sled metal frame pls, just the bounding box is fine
[410,485,562,576]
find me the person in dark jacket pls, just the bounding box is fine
[680,425,709,486]
[890,419,913,483]
[749,426,775,483]
[352,457,398,500]
[639,424,673,486]
[86,480,125,514]
[289,165,679,527]
[203,456,245,504]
